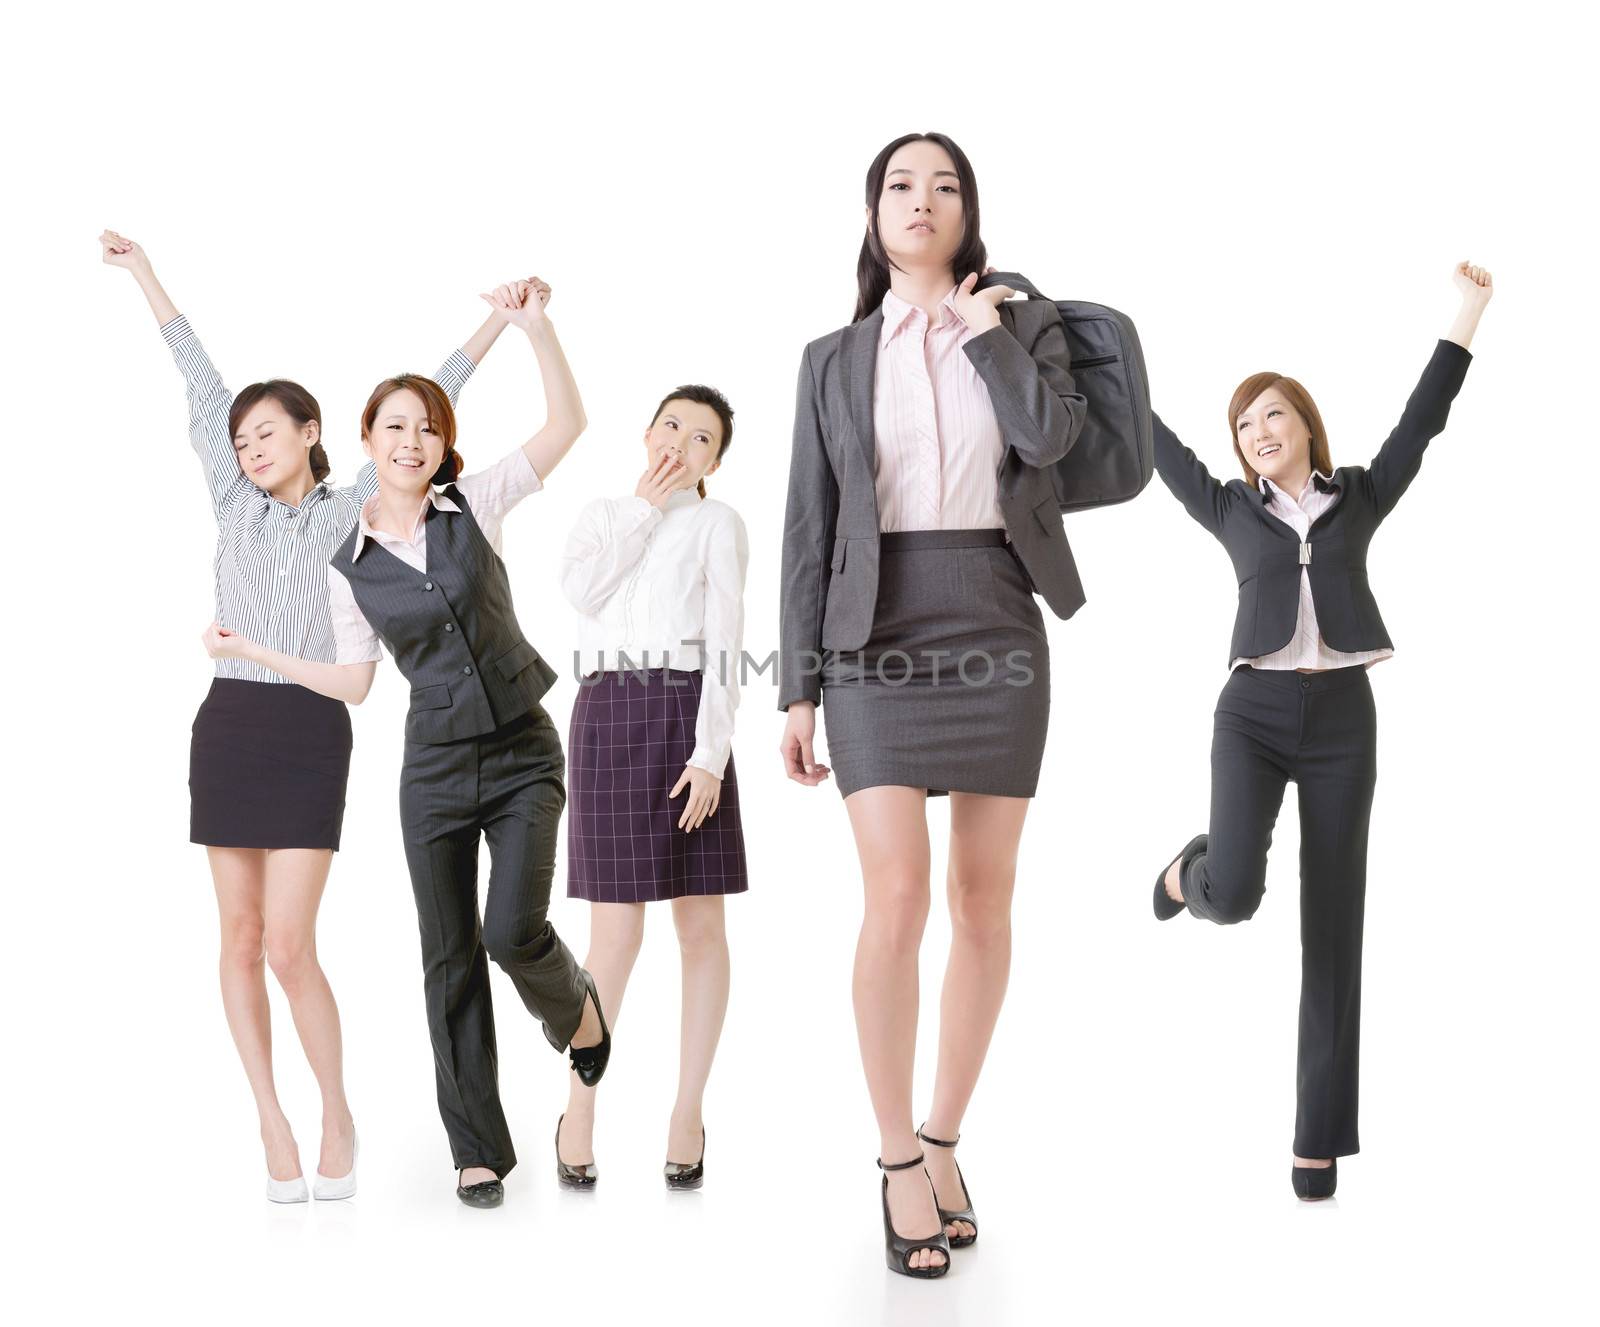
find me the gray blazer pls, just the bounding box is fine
[779,297,1088,709]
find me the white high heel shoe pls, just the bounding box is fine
[266,1172,309,1204]
[313,1131,359,1201]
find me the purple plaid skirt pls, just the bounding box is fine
[566,668,749,903]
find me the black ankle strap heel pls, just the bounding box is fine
[917,1125,979,1248]
[877,1153,951,1279]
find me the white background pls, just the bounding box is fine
[5,2,1594,1323]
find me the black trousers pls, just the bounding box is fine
[1180,665,1377,1159]
[399,704,589,1177]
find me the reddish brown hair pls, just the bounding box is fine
[360,374,461,485]
[229,380,330,483]
[1226,372,1332,485]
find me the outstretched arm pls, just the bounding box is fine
[102,229,248,517]
[1366,262,1491,519]
[1152,413,1233,537]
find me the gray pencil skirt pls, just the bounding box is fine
[821,528,1050,800]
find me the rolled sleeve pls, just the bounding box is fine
[328,567,384,665]
[455,448,544,548]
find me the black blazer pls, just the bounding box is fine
[778,297,1088,709]
[1153,339,1472,665]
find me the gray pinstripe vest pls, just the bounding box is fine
[331,486,558,745]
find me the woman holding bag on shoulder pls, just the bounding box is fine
[102,229,512,1203]
[1150,262,1493,1200]
[778,132,1088,1278]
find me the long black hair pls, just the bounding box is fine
[854,132,986,323]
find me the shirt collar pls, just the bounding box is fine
[349,486,460,560]
[1258,469,1335,506]
[879,285,966,347]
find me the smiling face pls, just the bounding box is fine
[870,139,966,276]
[1235,386,1313,489]
[232,397,319,489]
[363,387,446,495]
[645,398,725,492]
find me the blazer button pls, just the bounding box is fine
[423,581,434,591]
[444,623,455,632]
[463,666,473,676]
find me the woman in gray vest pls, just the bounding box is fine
[105,229,515,1204]
[1150,262,1493,1200]
[208,279,611,1209]
[777,133,1088,1278]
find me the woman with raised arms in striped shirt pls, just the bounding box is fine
[102,230,520,1203]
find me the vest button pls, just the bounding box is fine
[423,581,434,591]
[444,623,455,632]
[462,666,473,676]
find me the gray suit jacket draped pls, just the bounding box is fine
[778,298,1089,710]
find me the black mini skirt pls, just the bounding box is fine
[190,678,353,851]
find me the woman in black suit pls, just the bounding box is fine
[1151,262,1493,1199]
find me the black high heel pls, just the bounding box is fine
[555,1113,597,1192]
[568,969,612,1088]
[917,1125,978,1248]
[664,1127,706,1191]
[1154,833,1208,921]
[877,1154,951,1279]
[1292,1158,1337,1201]
[455,1168,504,1209]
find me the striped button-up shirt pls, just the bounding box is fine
[165,315,475,684]
[872,286,1006,533]
[1234,470,1394,673]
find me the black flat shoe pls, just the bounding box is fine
[664,1127,706,1191]
[878,1153,951,1280]
[555,1113,597,1192]
[917,1125,977,1248]
[568,969,612,1088]
[1292,1158,1337,1201]
[456,1170,504,1209]
[1154,833,1208,920]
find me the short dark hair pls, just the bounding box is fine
[229,380,330,484]
[650,385,734,498]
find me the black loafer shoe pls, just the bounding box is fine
[1154,834,1208,921]
[1292,1158,1337,1201]
[664,1128,706,1192]
[568,969,612,1088]
[456,1171,504,1208]
[555,1114,597,1192]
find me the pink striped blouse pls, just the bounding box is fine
[1235,471,1394,672]
[872,286,1006,533]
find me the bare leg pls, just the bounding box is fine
[667,896,729,1162]
[260,848,354,1178]
[209,847,299,1182]
[845,785,945,1273]
[558,902,646,1166]
[923,792,1029,1239]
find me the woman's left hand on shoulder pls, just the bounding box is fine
[951,266,1012,333]
[670,764,722,832]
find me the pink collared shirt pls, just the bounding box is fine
[329,448,543,664]
[1234,470,1394,673]
[873,286,1006,533]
